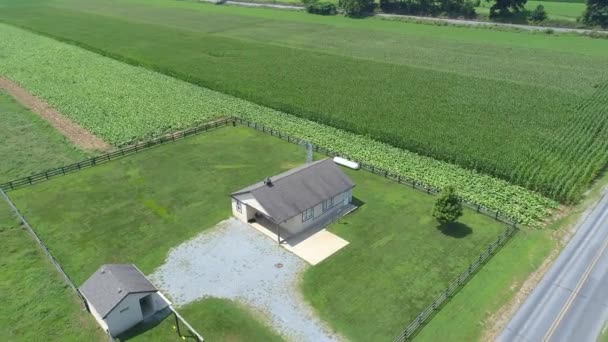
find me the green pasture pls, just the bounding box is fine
[304,167,505,340]
[10,125,505,341]
[0,202,104,341]
[0,91,88,183]
[130,298,285,342]
[8,127,306,283]
[1,0,607,203]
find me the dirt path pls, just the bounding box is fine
[0,77,111,152]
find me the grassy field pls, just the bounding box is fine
[8,127,306,283]
[130,298,285,342]
[1,0,608,204]
[417,171,608,341]
[301,169,505,341]
[0,91,88,183]
[0,201,104,341]
[9,125,505,341]
[0,23,554,225]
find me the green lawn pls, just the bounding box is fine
[600,325,608,342]
[130,298,285,342]
[417,171,608,341]
[10,125,506,341]
[302,167,506,341]
[0,200,104,341]
[0,197,283,342]
[0,91,88,183]
[8,126,306,284]
[2,0,608,203]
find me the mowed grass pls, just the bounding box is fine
[10,125,505,340]
[8,126,306,284]
[415,228,553,341]
[0,91,88,183]
[129,298,285,342]
[0,202,283,341]
[2,0,608,202]
[0,193,104,341]
[302,168,505,341]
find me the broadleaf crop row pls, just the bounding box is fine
[0,23,556,225]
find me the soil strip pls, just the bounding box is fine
[0,77,111,151]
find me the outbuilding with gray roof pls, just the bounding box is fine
[80,264,170,337]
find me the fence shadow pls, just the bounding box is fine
[436,222,472,238]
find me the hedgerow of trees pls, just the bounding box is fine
[583,0,608,27]
[339,0,374,16]
[379,0,476,18]
[486,0,527,18]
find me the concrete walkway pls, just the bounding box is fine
[149,218,342,342]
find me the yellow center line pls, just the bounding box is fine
[543,237,608,342]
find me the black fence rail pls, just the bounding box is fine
[2,114,521,341]
[0,187,205,341]
[393,224,518,342]
[233,116,518,227]
[0,118,233,192]
[0,188,85,304]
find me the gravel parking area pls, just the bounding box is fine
[149,218,341,342]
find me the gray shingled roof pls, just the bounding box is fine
[79,264,157,318]
[231,159,354,223]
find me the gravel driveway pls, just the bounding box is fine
[149,218,341,342]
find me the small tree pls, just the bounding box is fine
[529,4,547,22]
[583,0,608,28]
[487,0,527,18]
[433,186,463,224]
[338,0,374,17]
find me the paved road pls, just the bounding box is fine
[499,192,608,342]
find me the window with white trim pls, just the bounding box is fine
[322,197,334,212]
[302,207,314,222]
[236,200,242,213]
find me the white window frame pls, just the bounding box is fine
[236,200,242,213]
[322,197,334,212]
[302,207,314,222]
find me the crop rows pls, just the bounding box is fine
[1,1,607,204]
[0,23,556,225]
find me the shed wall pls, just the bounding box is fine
[104,292,148,336]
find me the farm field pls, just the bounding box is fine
[0,91,88,183]
[0,23,553,225]
[8,125,506,341]
[1,0,608,204]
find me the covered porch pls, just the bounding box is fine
[247,204,356,265]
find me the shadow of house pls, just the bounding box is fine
[436,222,472,238]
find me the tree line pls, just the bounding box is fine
[304,0,607,28]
